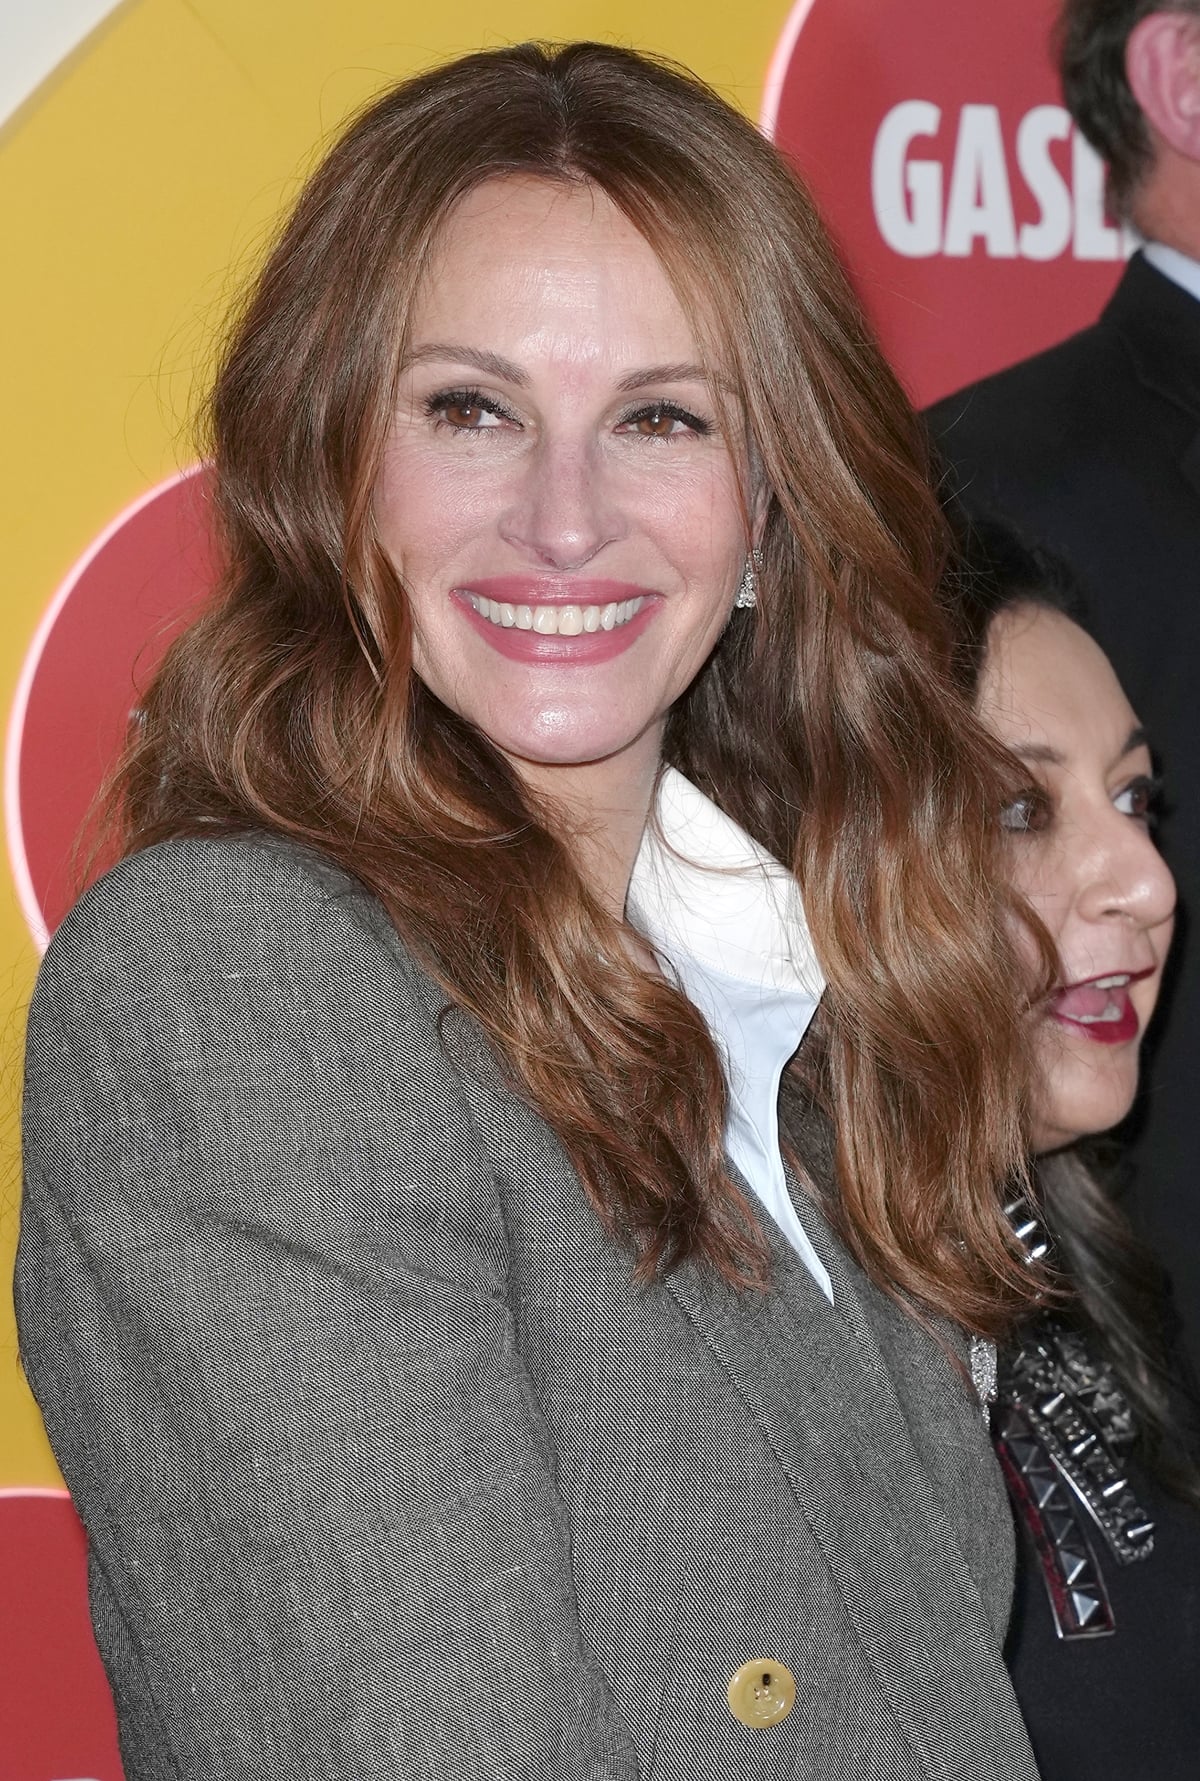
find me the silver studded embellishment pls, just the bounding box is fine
[998,1322,1152,1565]
[993,1400,1117,1639]
[993,1194,1155,1639]
[970,1335,997,1421]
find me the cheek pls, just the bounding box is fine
[1132,949,1168,1028]
[1010,896,1064,989]
[629,451,747,551]
[1156,908,1176,971]
[1005,847,1072,983]
[1007,842,1064,917]
[1030,1018,1140,1150]
[375,442,482,564]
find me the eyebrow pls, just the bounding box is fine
[616,362,718,391]
[402,345,530,383]
[400,344,722,392]
[1011,725,1149,769]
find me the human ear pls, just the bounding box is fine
[1126,11,1200,163]
[747,468,772,550]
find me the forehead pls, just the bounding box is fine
[409,175,704,363]
[977,603,1139,758]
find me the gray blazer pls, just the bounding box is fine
[16,834,1039,1781]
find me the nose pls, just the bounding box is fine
[1078,809,1176,933]
[498,434,626,570]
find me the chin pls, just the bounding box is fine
[494,710,660,770]
[1031,1073,1138,1155]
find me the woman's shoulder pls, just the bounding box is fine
[24,832,513,1290]
[58,827,376,926]
[36,830,437,1026]
[27,831,507,1183]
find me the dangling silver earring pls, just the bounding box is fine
[734,548,762,610]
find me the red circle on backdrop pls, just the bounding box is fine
[6,467,217,946]
[764,0,1131,406]
[0,1491,123,1781]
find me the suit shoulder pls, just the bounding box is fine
[37,831,432,1022]
[924,322,1143,516]
[25,833,510,1291]
[926,320,1120,440]
[28,832,502,1190]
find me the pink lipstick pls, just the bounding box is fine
[452,578,660,665]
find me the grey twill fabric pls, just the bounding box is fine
[16,835,1040,1781]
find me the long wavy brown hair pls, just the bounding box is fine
[110,40,1049,1335]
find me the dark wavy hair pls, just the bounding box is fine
[953,515,1200,1499]
[1057,0,1200,213]
[107,41,1049,1335]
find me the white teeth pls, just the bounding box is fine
[466,593,645,635]
[1075,1003,1122,1024]
[1092,975,1130,989]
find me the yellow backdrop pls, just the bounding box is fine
[0,2,792,1489]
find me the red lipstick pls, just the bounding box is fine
[1047,967,1154,1047]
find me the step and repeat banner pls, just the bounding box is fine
[0,1,1124,1774]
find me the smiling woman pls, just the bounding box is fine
[17,41,1048,1781]
[374,176,753,852]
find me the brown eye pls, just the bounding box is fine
[444,398,488,428]
[635,406,681,437]
[1000,786,1052,834]
[619,401,709,439]
[426,389,509,431]
[1115,774,1162,826]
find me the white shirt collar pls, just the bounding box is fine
[1142,242,1200,306]
[626,769,831,1299]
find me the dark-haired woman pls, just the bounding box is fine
[959,524,1200,1780]
[16,44,1047,1780]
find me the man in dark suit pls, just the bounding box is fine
[929,1,1200,1374]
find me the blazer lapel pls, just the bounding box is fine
[665,1191,1037,1781]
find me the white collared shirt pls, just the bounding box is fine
[626,768,832,1300]
[1142,241,1200,306]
